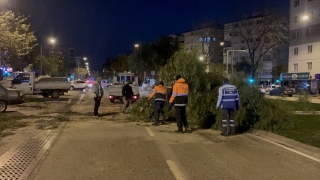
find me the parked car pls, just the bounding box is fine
[0,85,24,112]
[269,87,294,97]
[101,79,111,89]
[265,84,280,92]
[70,80,91,90]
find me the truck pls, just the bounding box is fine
[9,72,71,98]
[107,72,139,103]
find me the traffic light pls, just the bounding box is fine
[276,79,280,83]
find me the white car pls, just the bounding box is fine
[265,84,280,92]
[70,80,91,90]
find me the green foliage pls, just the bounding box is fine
[111,54,129,72]
[131,49,295,133]
[75,68,88,76]
[130,97,174,122]
[0,11,37,61]
[35,53,67,76]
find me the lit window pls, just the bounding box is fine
[308,45,312,53]
[307,62,312,70]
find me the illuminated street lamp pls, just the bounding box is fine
[134,44,139,48]
[220,42,225,46]
[302,15,309,21]
[41,37,56,75]
[83,57,87,61]
[85,62,89,65]
[199,56,204,61]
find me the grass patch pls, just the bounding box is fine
[0,115,28,136]
[35,115,70,130]
[275,100,320,111]
[275,115,320,148]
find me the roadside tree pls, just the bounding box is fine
[232,15,288,78]
[0,11,37,64]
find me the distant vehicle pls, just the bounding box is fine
[265,84,280,92]
[101,79,111,89]
[10,72,71,98]
[107,72,139,103]
[0,84,24,112]
[70,80,91,90]
[269,87,294,97]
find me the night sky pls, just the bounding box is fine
[6,0,289,70]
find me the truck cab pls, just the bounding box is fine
[107,72,139,103]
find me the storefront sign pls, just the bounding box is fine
[280,72,310,81]
[315,74,320,80]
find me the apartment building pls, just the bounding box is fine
[224,15,284,84]
[44,46,76,71]
[182,27,224,63]
[289,0,320,80]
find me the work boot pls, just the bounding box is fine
[230,126,236,135]
[220,132,228,136]
[174,130,183,133]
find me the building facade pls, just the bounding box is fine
[182,27,224,63]
[44,46,76,72]
[289,0,320,79]
[224,16,284,85]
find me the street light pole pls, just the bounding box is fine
[40,44,43,75]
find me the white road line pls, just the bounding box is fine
[145,127,155,136]
[166,160,186,180]
[77,94,85,104]
[248,134,320,163]
[68,99,72,104]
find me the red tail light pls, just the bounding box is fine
[133,95,138,99]
[109,95,114,99]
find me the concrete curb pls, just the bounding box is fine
[251,130,320,162]
[294,111,320,115]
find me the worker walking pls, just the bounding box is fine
[169,75,189,133]
[122,80,134,113]
[148,81,167,126]
[92,77,104,117]
[216,78,240,136]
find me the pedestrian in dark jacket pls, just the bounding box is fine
[122,81,134,113]
[216,77,240,136]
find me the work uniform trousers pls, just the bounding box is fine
[122,97,131,113]
[175,106,188,132]
[94,97,101,116]
[221,108,235,135]
[154,101,166,124]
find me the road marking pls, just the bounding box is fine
[248,134,320,163]
[68,99,72,104]
[166,160,186,180]
[145,127,155,136]
[77,94,85,104]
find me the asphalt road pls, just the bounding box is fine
[17,90,320,180]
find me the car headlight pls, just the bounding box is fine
[88,84,93,87]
